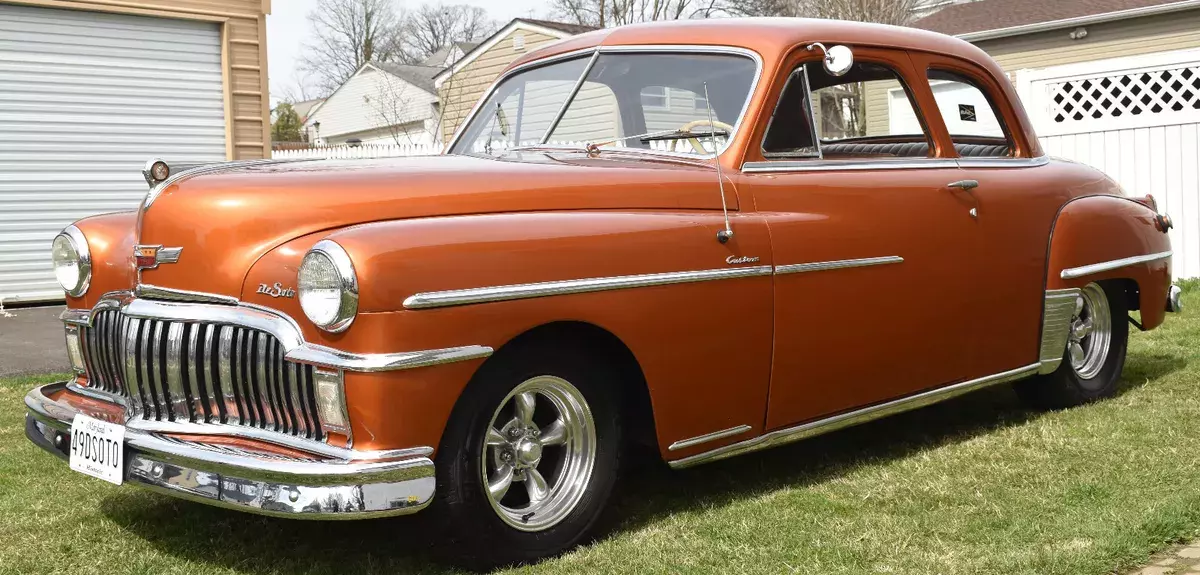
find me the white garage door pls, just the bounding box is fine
[0,4,227,304]
[1017,49,1200,278]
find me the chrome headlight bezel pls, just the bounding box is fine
[52,225,91,297]
[298,240,359,333]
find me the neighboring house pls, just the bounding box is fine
[422,41,480,69]
[902,0,1200,277]
[290,98,325,125]
[436,18,598,142]
[303,61,444,147]
[0,0,272,304]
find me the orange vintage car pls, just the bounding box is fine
[25,18,1181,566]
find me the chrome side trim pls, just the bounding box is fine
[668,424,752,452]
[742,156,1050,173]
[447,44,764,161]
[1060,250,1174,280]
[743,159,959,173]
[670,363,1040,469]
[955,156,1050,169]
[775,256,904,275]
[403,265,773,310]
[1039,288,1081,374]
[286,344,494,373]
[63,292,490,374]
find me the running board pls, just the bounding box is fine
[669,363,1040,469]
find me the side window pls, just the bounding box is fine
[763,61,932,159]
[925,70,1013,157]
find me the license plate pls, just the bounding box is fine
[68,414,125,486]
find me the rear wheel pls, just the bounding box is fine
[1015,281,1129,409]
[433,344,621,569]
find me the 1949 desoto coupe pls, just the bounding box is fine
[25,18,1181,566]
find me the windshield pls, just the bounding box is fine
[449,51,758,158]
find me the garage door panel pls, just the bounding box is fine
[0,4,226,303]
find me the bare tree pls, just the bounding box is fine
[551,0,723,27]
[402,3,497,64]
[299,0,407,94]
[365,71,426,146]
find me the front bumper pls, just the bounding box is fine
[25,381,435,520]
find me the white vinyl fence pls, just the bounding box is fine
[1017,48,1200,278]
[272,142,441,160]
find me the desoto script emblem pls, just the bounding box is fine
[726,255,761,265]
[257,282,296,298]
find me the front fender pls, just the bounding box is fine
[247,211,776,458]
[1046,195,1172,329]
[64,211,138,309]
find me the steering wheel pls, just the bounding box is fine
[672,119,736,154]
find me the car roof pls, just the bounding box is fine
[509,17,997,73]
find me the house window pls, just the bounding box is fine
[641,86,668,110]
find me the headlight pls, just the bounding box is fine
[51,225,91,297]
[298,240,358,332]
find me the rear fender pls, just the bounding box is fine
[1046,195,1172,330]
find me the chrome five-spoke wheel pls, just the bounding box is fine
[1069,282,1112,381]
[482,375,597,532]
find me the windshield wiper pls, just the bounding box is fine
[639,129,729,143]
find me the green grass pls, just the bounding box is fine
[4,296,1200,575]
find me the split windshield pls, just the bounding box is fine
[449,51,758,158]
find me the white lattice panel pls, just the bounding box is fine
[1048,65,1200,123]
[1016,49,1200,278]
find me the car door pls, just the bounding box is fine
[907,52,1063,376]
[743,47,985,430]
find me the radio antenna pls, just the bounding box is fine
[703,82,733,244]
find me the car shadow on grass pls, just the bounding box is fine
[98,353,1185,574]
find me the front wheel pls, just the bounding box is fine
[433,344,621,569]
[1015,281,1129,409]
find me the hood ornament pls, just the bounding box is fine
[134,245,182,271]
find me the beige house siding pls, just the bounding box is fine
[862,9,1200,138]
[440,29,565,142]
[3,0,270,159]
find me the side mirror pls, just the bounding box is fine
[807,43,855,77]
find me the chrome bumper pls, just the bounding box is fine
[25,382,435,520]
[1167,285,1183,313]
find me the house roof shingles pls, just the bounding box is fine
[514,18,598,36]
[911,0,1189,37]
[373,62,443,94]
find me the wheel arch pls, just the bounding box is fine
[455,320,661,459]
[1044,194,1172,330]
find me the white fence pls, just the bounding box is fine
[1017,48,1200,278]
[272,142,441,160]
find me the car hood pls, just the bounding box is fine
[135,153,732,298]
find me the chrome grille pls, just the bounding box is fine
[80,309,324,440]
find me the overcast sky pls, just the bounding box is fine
[267,0,551,103]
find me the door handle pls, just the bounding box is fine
[947,179,979,191]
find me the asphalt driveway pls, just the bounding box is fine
[0,305,68,377]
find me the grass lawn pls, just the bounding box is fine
[3,294,1200,575]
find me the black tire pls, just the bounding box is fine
[432,341,622,570]
[1015,280,1129,409]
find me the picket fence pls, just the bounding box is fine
[272,143,442,160]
